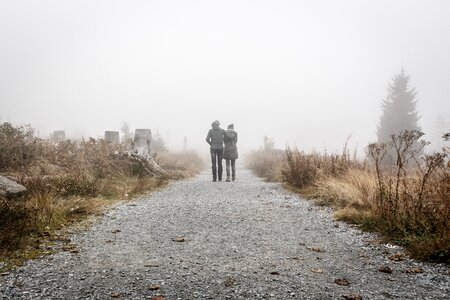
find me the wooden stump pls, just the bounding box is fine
[52,130,65,144]
[105,131,120,144]
[133,129,152,155]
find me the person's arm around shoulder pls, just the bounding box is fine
[206,129,212,145]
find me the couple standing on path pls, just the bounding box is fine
[205,120,238,182]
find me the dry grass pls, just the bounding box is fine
[0,122,202,268]
[310,169,377,209]
[334,207,377,226]
[280,143,357,188]
[244,149,284,181]
[154,150,205,179]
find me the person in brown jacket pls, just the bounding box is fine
[223,124,238,182]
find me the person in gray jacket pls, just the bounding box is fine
[223,124,238,182]
[206,120,226,182]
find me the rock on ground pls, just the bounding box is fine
[0,170,449,299]
[0,175,26,198]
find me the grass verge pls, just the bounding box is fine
[0,122,204,271]
[246,130,449,264]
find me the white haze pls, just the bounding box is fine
[1,0,449,155]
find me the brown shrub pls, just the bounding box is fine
[281,148,320,188]
[367,130,450,261]
[0,123,42,171]
[0,196,30,249]
[280,144,357,189]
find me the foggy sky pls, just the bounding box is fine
[1,0,449,154]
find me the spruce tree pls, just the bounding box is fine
[377,69,421,143]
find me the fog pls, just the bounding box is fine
[1,0,449,154]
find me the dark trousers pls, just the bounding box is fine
[225,159,236,178]
[210,148,223,180]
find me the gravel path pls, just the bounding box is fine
[1,169,449,299]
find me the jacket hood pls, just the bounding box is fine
[225,129,237,138]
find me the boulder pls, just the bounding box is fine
[0,175,27,198]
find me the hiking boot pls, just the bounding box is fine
[212,178,217,182]
[225,176,230,182]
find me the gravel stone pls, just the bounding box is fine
[0,170,448,299]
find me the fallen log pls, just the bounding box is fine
[118,152,169,177]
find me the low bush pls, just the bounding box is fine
[0,196,30,249]
[366,130,449,262]
[0,123,42,171]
